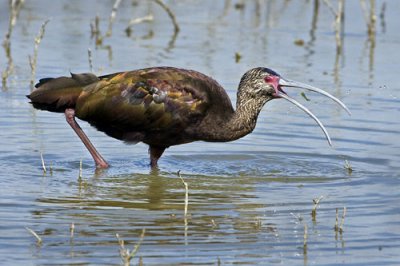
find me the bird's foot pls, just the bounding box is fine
[149,145,166,169]
[96,161,110,169]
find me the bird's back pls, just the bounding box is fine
[74,67,233,146]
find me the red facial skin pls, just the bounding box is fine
[264,75,286,98]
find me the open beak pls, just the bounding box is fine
[274,78,351,146]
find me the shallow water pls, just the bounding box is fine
[1,0,399,265]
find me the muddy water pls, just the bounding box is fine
[1,1,399,265]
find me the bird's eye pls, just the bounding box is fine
[264,76,274,83]
[264,75,279,86]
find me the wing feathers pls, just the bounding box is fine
[72,68,213,143]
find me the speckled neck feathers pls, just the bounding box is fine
[195,71,273,142]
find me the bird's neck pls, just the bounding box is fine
[225,96,266,140]
[199,96,265,142]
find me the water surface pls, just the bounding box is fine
[1,1,399,265]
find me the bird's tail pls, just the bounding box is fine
[27,73,99,113]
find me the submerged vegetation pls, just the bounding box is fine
[116,229,146,266]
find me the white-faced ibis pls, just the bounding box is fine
[28,67,350,168]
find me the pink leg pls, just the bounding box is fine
[65,108,109,168]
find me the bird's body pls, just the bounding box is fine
[28,66,350,168]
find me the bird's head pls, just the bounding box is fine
[238,67,351,146]
[238,67,286,101]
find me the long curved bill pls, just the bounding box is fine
[277,93,332,146]
[279,78,351,115]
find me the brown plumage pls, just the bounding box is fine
[28,66,350,168]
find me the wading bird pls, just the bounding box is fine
[28,67,350,168]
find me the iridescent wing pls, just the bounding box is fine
[75,69,210,143]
